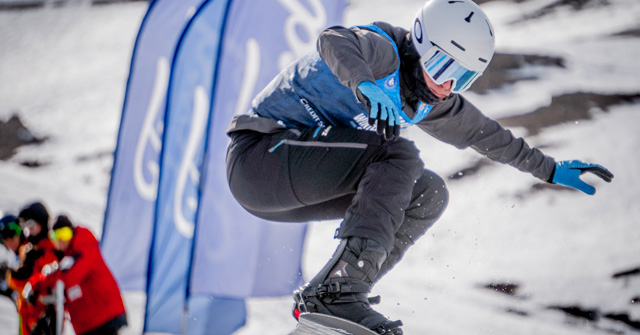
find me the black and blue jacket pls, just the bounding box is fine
[249,24,431,131]
[227,22,555,182]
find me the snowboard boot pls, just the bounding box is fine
[293,237,403,335]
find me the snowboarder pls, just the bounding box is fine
[225,0,614,333]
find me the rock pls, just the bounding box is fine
[497,92,640,135]
[471,53,565,94]
[0,114,47,161]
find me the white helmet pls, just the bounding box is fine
[412,0,495,92]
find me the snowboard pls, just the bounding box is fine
[289,313,378,335]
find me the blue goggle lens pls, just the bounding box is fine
[422,47,480,93]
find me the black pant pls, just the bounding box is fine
[227,126,448,272]
[80,314,127,335]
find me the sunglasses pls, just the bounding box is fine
[49,226,74,242]
[420,44,481,93]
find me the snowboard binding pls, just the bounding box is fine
[292,237,403,335]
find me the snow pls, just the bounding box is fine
[1,0,639,334]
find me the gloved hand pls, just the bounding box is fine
[551,160,614,195]
[11,246,44,281]
[22,282,37,305]
[22,273,46,305]
[356,81,400,140]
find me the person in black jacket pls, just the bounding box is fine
[225,0,613,333]
[9,202,61,335]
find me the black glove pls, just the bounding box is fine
[11,247,44,280]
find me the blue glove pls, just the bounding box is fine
[551,160,614,195]
[356,81,400,140]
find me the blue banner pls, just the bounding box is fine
[103,0,347,334]
[192,0,347,298]
[101,0,207,291]
[184,297,245,335]
[143,0,245,333]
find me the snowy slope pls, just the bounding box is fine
[1,0,639,334]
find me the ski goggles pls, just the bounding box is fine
[49,226,73,242]
[420,45,481,93]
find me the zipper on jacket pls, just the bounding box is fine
[269,140,285,153]
[269,139,368,153]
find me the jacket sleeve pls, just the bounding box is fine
[418,94,556,181]
[316,25,400,95]
[10,247,43,281]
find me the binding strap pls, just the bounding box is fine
[303,277,371,304]
[374,320,404,335]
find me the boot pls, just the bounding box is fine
[293,237,403,335]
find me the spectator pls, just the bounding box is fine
[34,215,127,335]
[1,214,24,266]
[1,214,23,299]
[8,202,59,335]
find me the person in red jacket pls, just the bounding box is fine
[8,201,60,335]
[34,215,127,335]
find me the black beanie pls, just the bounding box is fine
[18,202,50,228]
[52,215,74,230]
